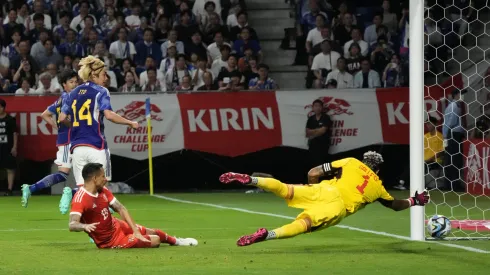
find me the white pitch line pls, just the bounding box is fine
[152,194,490,254]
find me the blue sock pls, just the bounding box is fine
[71,188,79,197]
[29,172,69,193]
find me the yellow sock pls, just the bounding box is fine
[268,220,308,240]
[255,177,293,199]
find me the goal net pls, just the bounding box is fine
[419,0,490,240]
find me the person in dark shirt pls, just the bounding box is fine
[185,31,208,61]
[197,71,219,91]
[229,11,259,42]
[174,10,200,45]
[0,98,18,196]
[306,99,332,167]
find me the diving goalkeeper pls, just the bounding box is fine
[219,151,430,246]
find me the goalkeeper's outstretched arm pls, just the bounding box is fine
[378,190,430,211]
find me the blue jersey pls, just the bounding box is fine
[61,82,112,151]
[47,92,71,146]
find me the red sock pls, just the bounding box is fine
[155,229,176,245]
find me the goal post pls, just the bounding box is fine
[409,0,426,241]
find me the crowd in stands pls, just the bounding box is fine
[0,0,278,94]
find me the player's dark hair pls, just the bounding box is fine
[82,163,104,181]
[312,99,323,107]
[0,98,6,109]
[59,69,78,86]
[362,151,384,172]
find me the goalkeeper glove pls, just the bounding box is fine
[408,189,430,206]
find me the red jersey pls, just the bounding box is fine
[70,187,118,246]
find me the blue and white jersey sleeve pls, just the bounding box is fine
[61,91,74,115]
[97,89,112,111]
[47,99,58,114]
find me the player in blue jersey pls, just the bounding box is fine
[58,56,139,214]
[21,70,79,208]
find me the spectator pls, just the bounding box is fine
[120,0,134,16]
[300,1,328,34]
[398,7,409,57]
[165,54,192,91]
[193,0,222,21]
[364,13,384,46]
[185,31,209,61]
[82,29,100,55]
[306,99,332,167]
[140,57,165,88]
[325,57,353,89]
[211,44,231,79]
[72,0,95,17]
[154,16,172,44]
[343,27,368,58]
[331,2,357,28]
[370,35,394,73]
[248,64,277,90]
[37,38,63,69]
[208,31,231,62]
[2,8,26,46]
[118,70,141,92]
[159,43,177,75]
[353,58,381,88]
[325,79,337,89]
[382,54,404,87]
[197,71,218,91]
[238,47,254,72]
[15,78,38,94]
[243,56,259,88]
[173,2,197,27]
[52,11,72,44]
[116,59,139,87]
[0,67,10,93]
[5,3,28,25]
[229,11,258,42]
[218,71,244,91]
[0,98,17,196]
[226,4,243,29]
[175,10,200,45]
[198,1,219,30]
[61,55,73,71]
[70,1,97,31]
[57,29,84,57]
[176,75,194,91]
[104,71,118,93]
[72,56,81,72]
[44,63,61,88]
[26,0,53,30]
[27,13,46,45]
[202,12,228,45]
[135,28,162,68]
[109,27,136,63]
[2,29,22,60]
[31,29,58,62]
[93,41,115,69]
[306,15,327,58]
[35,72,60,94]
[445,0,474,37]
[311,40,341,89]
[381,0,398,34]
[333,12,355,48]
[161,30,185,58]
[10,41,39,78]
[192,57,213,90]
[79,16,102,44]
[233,27,262,61]
[217,54,241,88]
[125,3,142,29]
[141,67,164,92]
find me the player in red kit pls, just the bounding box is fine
[69,163,198,248]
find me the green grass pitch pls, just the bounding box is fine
[0,191,488,275]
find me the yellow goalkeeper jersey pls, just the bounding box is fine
[323,158,394,214]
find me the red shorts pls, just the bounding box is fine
[104,219,152,249]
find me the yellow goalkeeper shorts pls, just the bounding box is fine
[286,182,346,229]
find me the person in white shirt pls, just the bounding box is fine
[343,27,369,58]
[306,14,327,54]
[15,78,39,95]
[70,1,97,31]
[140,57,165,88]
[364,13,384,46]
[25,1,52,30]
[161,30,185,58]
[207,31,231,61]
[325,57,353,89]
[311,40,341,88]
[165,54,194,92]
[125,3,142,28]
[354,58,381,88]
[211,45,231,80]
[192,58,213,90]
[109,27,136,61]
[193,0,221,19]
[160,44,177,75]
[35,72,61,94]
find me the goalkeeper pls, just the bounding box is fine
[219,151,430,246]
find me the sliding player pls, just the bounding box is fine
[21,70,78,208]
[58,55,139,214]
[219,151,430,246]
[70,162,198,248]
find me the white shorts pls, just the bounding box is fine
[72,146,112,186]
[54,144,72,169]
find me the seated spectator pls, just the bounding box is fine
[121,0,134,16]
[382,54,405,87]
[104,70,118,93]
[93,41,116,68]
[325,57,353,89]
[185,31,209,61]
[15,78,38,95]
[174,2,197,27]
[242,56,259,88]
[211,44,231,79]
[135,28,162,68]
[165,54,193,91]
[192,57,213,90]
[310,27,341,57]
[26,1,53,30]
[119,71,141,92]
[57,29,85,57]
[35,72,61,94]
[161,30,185,58]
[226,4,243,29]
[353,58,381,88]
[154,16,172,44]
[31,29,56,61]
[311,40,341,89]
[53,11,73,44]
[44,63,61,88]
[73,0,95,17]
[208,31,231,62]
[141,67,164,92]
[233,27,262,61]
[70,1,97,31]
[381,0,398,35]
[72,56,81,72]
[125,3,142,29]
[218,71,244,91]
[399,7,409,57]
[193,0,222,22]
[99,6,118,34]
[5,3,28,25]
[238,48,254,72]
[116,59,139,87]
[370,35,394,73]
[248,64,277,90]
[140,57,165,88]
[198,1,219,30]
[333,12,355,47]
[364,13,385,46]
[37,39,63,69]
[216,54,240,88]
[130,17,151,43]
[175,75,194,91]
[160,43,177,75]
[306,15,328,56]
[28,13,47,45]
[229,11,258,42]
[202,12,228,45]
[10,41,40,77]
[175,10,200,45]
[343,27,368,58]
[3,8,26,46]
[61,55,74,71]
[79,16,102,44]
[197,71,219,91]
[301,1,328,35]
[109,28,137,64]
[331,2,357,28]
[2,29,22,60]
[82,30,100,55]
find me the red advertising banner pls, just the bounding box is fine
[464,139,490,196]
